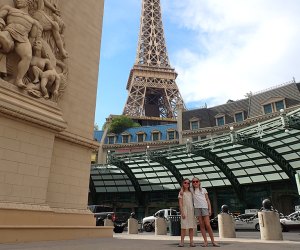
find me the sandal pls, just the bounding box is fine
[212,243,220,247]
[178,244,184,247]
[201,243,208,247]
[190,243,196,247]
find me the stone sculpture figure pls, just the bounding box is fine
[28,38,60,100]
[31,0,68,58]
[0,0,42,88]
[30,39,53,83]
[34,67,60,100]
[0,0,68,102]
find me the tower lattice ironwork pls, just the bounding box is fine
[123,0,185,119]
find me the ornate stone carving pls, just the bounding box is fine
[0,0,68,102]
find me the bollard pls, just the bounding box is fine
[155,217,167,235]
[218,205,236,238]
[104,218,114,227]
[258,199,283,241]
[104,214,114,227]
[128,213,139,234]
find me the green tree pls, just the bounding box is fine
[108,116,140,134]
[94,124,99,130]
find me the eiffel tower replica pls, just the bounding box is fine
[123,0,184,124]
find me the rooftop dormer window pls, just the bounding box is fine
[167,130,176,140]
[234,111,244,123]
[215,114,225,126]
[261,97,286,114]
[136,132,145,143]
[189,118,200,130]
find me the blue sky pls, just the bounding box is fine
[95,0,300,128]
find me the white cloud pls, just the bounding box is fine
[164,0,300,107]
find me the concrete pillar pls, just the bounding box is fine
[258,211,283,240]
[155,217,167,235]
[176,101,184,144]
[128,218,139,234]
[104,218,114,227]
[218,213,236,238]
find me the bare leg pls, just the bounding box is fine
[32,66,41,83]
[203,216,219,246]
[51,22,68,58]
[52,77,60,101]
[40,77,49,99]
[198,216,208,246]
[189,228,195,246]
[14,42,32,88]
[179,229,185,246]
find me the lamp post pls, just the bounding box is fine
[280,109,290,132]
[230,126,236,146]
[186,139,192,156]
[146,145,150,163]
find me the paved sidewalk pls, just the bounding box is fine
[0,233,299,250]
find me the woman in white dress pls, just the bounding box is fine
[178,178,195,247]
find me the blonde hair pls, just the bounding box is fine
[191,177,200,193]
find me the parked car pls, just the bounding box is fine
[88,205,131,232]
[234,213,260,231]
[142,209,178,232]
[280,211,300,232]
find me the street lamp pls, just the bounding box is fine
[186,139,192,156]
[146,145,150,163]
[280,109,290,132]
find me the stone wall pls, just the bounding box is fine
[0,0,103,211]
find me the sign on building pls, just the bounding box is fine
[245,209,259,214]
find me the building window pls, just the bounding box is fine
[275,100,284,111]
[192,136,198,142]
[122,135,129,143]
[152,132,160,141]
[168,131,175,140]
[137,133,144,143]
[263,103,272,114]
[262,98,285,114]
[234,112,244,123]
[190,121,199,130]
[108,136,115,144]
[200,136,207,140]
[216,116,225,126]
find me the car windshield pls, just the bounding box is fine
[88,205,113,213]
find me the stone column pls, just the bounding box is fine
[0,0,110,243]
[176,101,184,144]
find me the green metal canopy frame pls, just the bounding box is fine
[90,108,300,204]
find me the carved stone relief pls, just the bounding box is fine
[0,0,68,102]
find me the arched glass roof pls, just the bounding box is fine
[91,108,300,198]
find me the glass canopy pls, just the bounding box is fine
[91,108,300,198]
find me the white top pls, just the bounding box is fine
[193,188,208,208]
